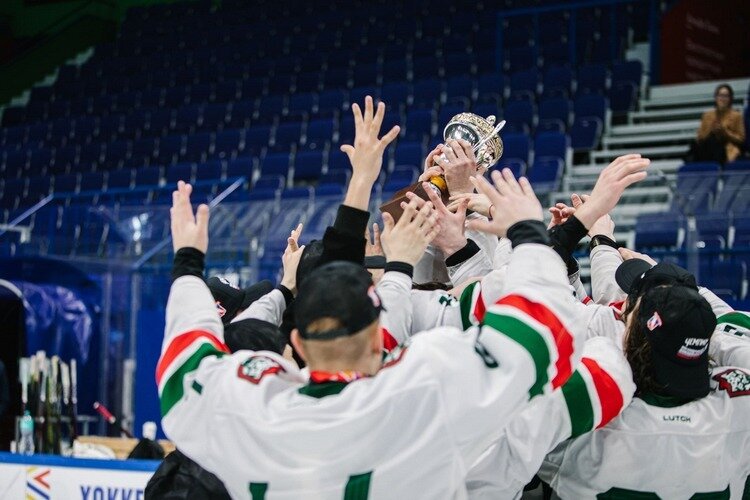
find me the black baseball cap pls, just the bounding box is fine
[294,261,383,340]
[224,318,287,355]
[637,285,716,400]
[206,277,274,325]
[615,259,697,297]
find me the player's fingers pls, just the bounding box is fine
[448,139,467,161]
[196,203,209,231]
[287,236,299,253]
[501,167,522,193]
[380,125,400,147]
[455,198,469,220]
[456,139,473,158]
[571,193,583,208]
[351,103,363,131]
[340,144,355,161]
[364,95,374,127]
[412,200,433,228]
[372,100,385,131]
[421,182,449,213]
[443,143,458,162]
[419,166,444,182]
[466,217,496,235]
[381,212,395,234]
[470,175,501,206]
[518,176,535,198]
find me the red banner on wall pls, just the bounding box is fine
[661,0,750,84]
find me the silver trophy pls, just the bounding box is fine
[380,113,505,220]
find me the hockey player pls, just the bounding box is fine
[538,259,750,498]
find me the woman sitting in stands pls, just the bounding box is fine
[690,84,745,164]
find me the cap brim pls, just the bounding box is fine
[241,280,275,310]
[651,348,710,400]
[615,258,653,294]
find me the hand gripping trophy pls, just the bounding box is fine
[380,113,505,220]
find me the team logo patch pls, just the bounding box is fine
[237,355,285,384]
[646,312,662,331]
[382,339,410,368]
[713,369,750,397]
[676,337,709,360]
[216,301,227,318]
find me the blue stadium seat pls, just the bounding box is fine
[260,152,291,178]
[156,135,184,165]
[507,46,536,73]
[194,160,224,183]
[315,183,345,198]
[327,149,351,172]
[213,130,243,160]
[227,101,255,129]
[635,212,683,250]
[438,105,464,129]
[534,131,569,163]
[174,105,201,133]
[574,94,608,126]
[305,119,334,150]
[501,133,531,166]
[293,150,324,183]
[387,165,420,185]
[543,65,573,97]
[413,56,444,80]
[445,76,474,102]
[79,171,106,192]
[570,117,603,152]
[509,69,540,99]
[609,82,638,114]
[494,158,527,178]
[703,260,746,299]
[539,98,572,130]
[107,169,133,190]
[134,165,162,187]
[576,64,607,95]
[404,108,434,142]
[53,173,79,194]
[382,60,409,83]
[394,142,424,168]
[528,157,563,193]
[257,95,286,119]
[412,79,443,108]
[254,175,285,190]
[612,60,642,88]
[245,126,272,155]
[380,83,411,111]
[318,90,347,114]
[226,158,255,181]
[288,93,317,115]
[477,73,507,97]
[319,168,350,186]
[504,101,535,133]
[166,163,194,184]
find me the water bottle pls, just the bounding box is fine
[18,411,34,455]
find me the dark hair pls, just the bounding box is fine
[623,299,666,396]
[715,84,734,103]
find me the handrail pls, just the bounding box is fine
[130,176,246,270]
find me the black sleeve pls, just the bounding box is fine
[171,247,206,282]
[384,261,414,278]
[321,204,370,266]
[507,220,550,247]
[547,215,588,276]
[277,285,295,306]
[444,239,480,267]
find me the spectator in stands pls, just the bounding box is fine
[688,84,746,164]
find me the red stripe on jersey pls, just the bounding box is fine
[497,294,574,389]
[381,327,399,352]
[581,357,624,427]
[474,289,487,323]
[156,330,229,384]
[582,296,592,305]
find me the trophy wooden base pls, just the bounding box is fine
[379,181,450,222]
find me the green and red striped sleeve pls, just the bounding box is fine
[717,311,750,335]
[459,281,486,330]
[481,293,575,398]
[156,329,230,417]
[561,357,627,438]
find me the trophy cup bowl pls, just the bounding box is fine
[379,113,504,221]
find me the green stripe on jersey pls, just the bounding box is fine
[344,471,373,500]
[249,482,268,499]
[717,311,750,330]
[159,343,223,417]
[459,282,480,330]
[483,312,551,397]
[561,370,595,438]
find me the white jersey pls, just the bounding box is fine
[158,244,585,499]
[539,314,750,500]
[466,336,635,499]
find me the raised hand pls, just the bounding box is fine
[575,154,650,229]
[340,96,400,187]
[365,223,384,257]
[419,143,445,182]
[380,197,439,266]
[618,247,656,266]
[170,180,209,253]
[447,192,493,218]
[280,223,305,295]
[465,168,543,237]
[418,182,469,256]
[547,193,584,229]
[438,139,481,195]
